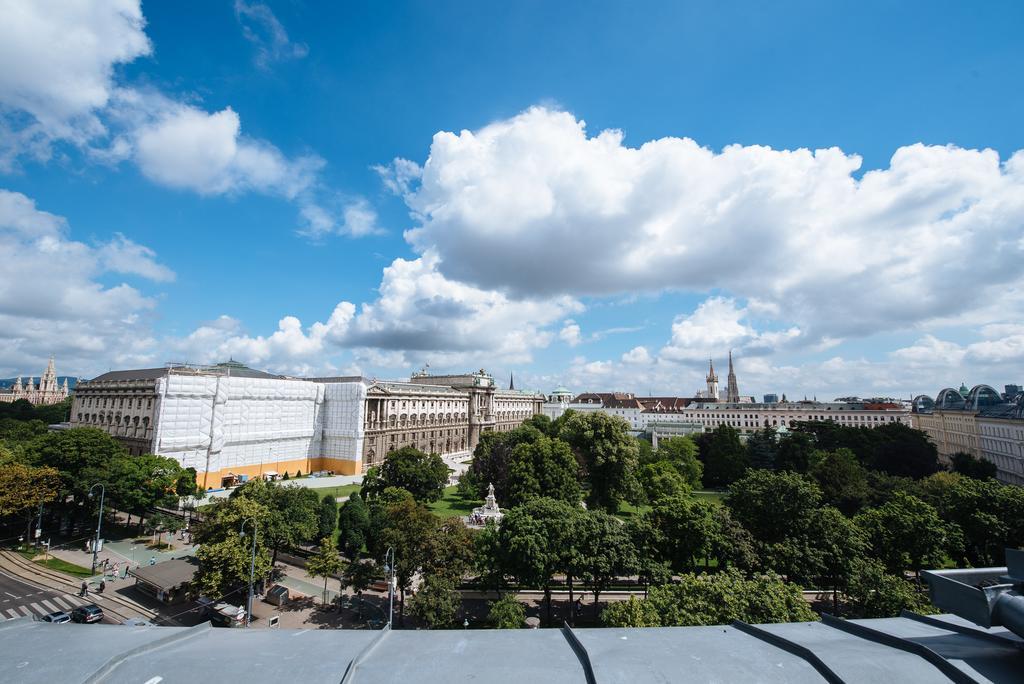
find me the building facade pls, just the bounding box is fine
[71,363,544,489]
[911,384,1024,485]
[0,357,69,406]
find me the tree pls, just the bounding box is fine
[916,474,1012,567]
[474,519,504,593]
[697,424,749,487]
[558,411,639,512]
[653,436,703,487]
[775,431,815,473]
[318,493,338,540]
[950,452,998,480]
[845,559,936,618]
[600,595,661,627]
[107,453,191,528]
[498,497,582,625]
[231,480,320,563]
[424,517,474,583]
[467,426,546,501]
[725,470,825,580]
[855,492,960,577]
[306,536,343,606]
[866,423,939,479]
[624,516,671,596]
[636,461,689,505]
[192,496,272,600]
[811,506,867,612]
[342,558,379,619]
[373,497,439,624]
[337,492,370,558]
[21,427,127,521]
[0,461,60,541]
[647,495,716,572]
[408,575,460,628]
[809,448,870,515]
[488,594,526,628]
[361,446,450,502]
[601,569,817,627]
[505,434,581,508]
[578,510,638,617]
[745,427,778,470]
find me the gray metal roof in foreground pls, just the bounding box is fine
[0,613,1021,684]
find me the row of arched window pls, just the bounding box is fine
[76,412,150,429]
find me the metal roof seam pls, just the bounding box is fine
[729,620,846,684]
[82,621,212,683]
[898,610,1024,650]
[340,625,391,683]
[561,622,598,684]
[819,614,979,684]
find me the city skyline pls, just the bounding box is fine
[2,2,1023,399]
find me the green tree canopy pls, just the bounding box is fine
[601,569,817,627]
[855,491,960,576]
[306,536,344,606]
[653,436,703,487]
[949,452,998,480]
[505,434,581,508]
[809,448,870,515]
[695,424,749,487]
[467,425,546,501]
[488,594,526,628]
[775,431,815,473]
[646,495,717,573]
[231,480,320,562]
[865,423,939,479]
[192,495,273,600]
[845,559,936,618]
[318,493,338,541]
[409,575,460,629]
[361,446,450,502]
[558,411,639,512]
[636,461,690,505]
[337,492,371,558]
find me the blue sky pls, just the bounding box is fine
[1,0,1023,398]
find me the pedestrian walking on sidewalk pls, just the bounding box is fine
[80,581,88,597]
[99,579,106,594]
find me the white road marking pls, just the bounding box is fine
[63,594,84,606]
[29,602,47,616]
[40,599,58,613]
[17,606,32,617]
[52,597,72,610]
[5,609,19,619]
[4,592,19,599]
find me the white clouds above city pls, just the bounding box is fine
[0,2,1020,398]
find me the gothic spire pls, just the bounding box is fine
[509,372,515,391]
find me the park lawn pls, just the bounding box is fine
[428,486,480,518]
[309,483,363,501]
[693,490,726,505]
[17,549,93,578]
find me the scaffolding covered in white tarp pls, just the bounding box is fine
[317,380,368,466]
[153,373,326,475]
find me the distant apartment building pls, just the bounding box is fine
[911,383,1024,485]
[71,362,542,490]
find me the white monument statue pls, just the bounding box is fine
[467,482,504,527]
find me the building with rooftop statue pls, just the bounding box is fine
[70,362,543,490]
[0,356,69,405]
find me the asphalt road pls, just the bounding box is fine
[0,569,116,624]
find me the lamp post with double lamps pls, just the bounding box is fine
[88,483,106,574]
[239,517,258,627]
[383,546,395,628]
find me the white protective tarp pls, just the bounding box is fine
[154,374,324,474]
[318,380,367,466]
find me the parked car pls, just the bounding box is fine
[40,611,70,624]
[70,604,104,624]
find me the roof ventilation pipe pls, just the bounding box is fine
[922,548,1024,639]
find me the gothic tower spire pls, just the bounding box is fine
[706,358,719,400]
[509,372,515,391]
[726,350,740,403]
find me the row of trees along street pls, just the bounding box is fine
[3,397,1023,630]
[1,399,203,552]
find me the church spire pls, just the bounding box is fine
[509,372,515,391]
[705,358,719,400]
[726,350,740,403]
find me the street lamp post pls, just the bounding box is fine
[384,546,395,629]
[88,483,106,574]
[240,517,258,627]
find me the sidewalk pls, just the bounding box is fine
[48,535,198,582]
[205,472,364,500]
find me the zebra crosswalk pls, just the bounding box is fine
[1,591,87,620]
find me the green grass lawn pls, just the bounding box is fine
[428,486,480,518]
[308,483,363,500]
[693,490,726,505]
[17,549,93,578]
